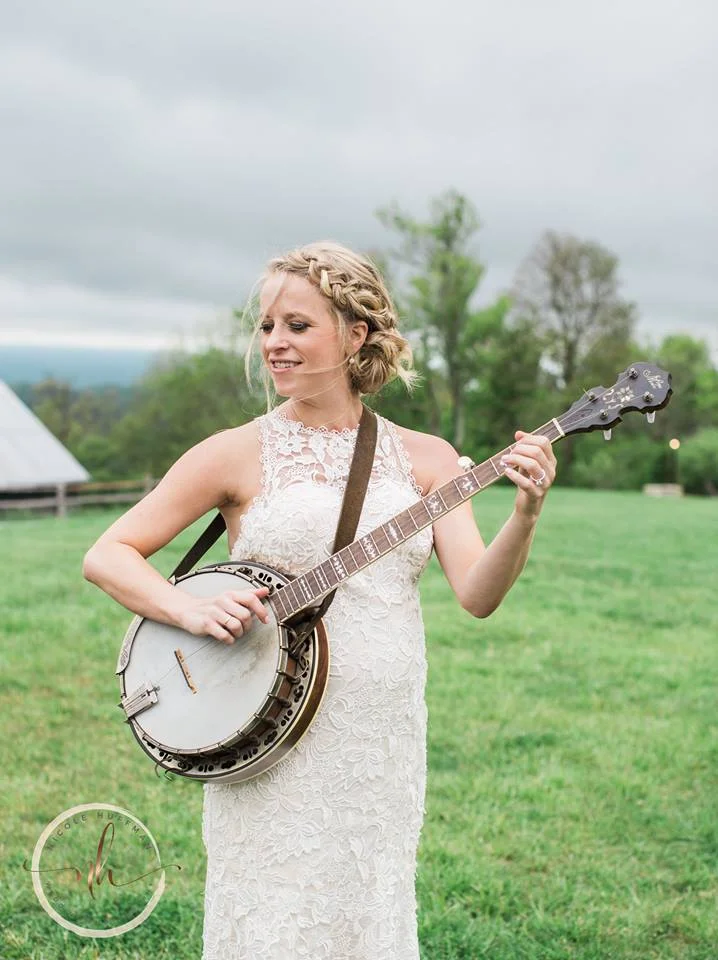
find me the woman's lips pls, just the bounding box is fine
[269,360,301,371]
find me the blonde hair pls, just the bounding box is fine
[244,240,416,397]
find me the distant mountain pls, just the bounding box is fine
[0,345,162,388]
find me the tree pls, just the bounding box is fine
[30,379,75,446]
[362,247,438,435]
[65,385,131,448]
[25,380,135,479]
[511,231,637,478]
[377,189,491,449]
[655,334,718,438]
[461,301,550,456]
[109,347,264,478]
[512,231,637,389]
[678,429,718,495]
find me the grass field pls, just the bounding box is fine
[1,487,717,959]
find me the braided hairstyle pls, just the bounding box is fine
[246,241,416,396]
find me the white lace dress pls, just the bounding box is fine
[201,406,434,960]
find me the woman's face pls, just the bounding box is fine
[258,272,364,399]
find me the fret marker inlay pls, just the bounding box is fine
[362,535,377,559]
[460,474,478,494]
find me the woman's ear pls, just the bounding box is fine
[349,320,369,353]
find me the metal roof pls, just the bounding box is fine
[0,380,90,491]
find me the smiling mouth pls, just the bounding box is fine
[270,360,301,370]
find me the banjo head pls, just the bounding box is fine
[119,564,285,754]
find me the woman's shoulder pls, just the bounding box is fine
[179,417,263,507]
[381,417,459,495]
[194,416,262,460]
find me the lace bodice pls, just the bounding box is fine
[230,405,433,587]
[202,406,434,960]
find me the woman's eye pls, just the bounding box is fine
[259,321,307,333]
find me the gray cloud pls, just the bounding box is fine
[0,0,716,354]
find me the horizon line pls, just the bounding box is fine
[0,331,201,351]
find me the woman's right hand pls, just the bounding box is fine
[176,586,271,644]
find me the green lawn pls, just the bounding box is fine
[1,488,717,959]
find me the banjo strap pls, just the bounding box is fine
[292,404,377,637]
[170,406,378,631]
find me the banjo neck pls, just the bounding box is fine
[269,417,564,624]
[269,360,673,625]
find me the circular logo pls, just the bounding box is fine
[27,803,175,938]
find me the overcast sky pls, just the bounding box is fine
[0,0,716,358]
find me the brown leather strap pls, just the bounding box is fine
[171,512,226,580]
[171,406,378,605]
[297,404,377,630]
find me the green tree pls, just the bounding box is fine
[570,431,666,491]
[109,347,264,479]
[67,386,127,434]
[30,379,75,446]
[512,231,637,389]
[511,231,637,479]
[462,303,551,457]
[377,189,492,448]
[655,334,718,438]
[678,428,718,495]
[362,247,437,435]
[25,380,134,479]
[71,433,127,482]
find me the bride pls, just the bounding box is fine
[83,240,556,959]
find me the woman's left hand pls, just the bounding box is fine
[500,430,557,519]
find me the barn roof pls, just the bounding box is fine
[0,380,90,491]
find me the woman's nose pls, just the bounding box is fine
[265,325,288,350]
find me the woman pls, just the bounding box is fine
[83,241,556,959]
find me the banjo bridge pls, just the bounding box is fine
[174,647,198,694]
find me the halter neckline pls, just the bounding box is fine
[272,404,362,437]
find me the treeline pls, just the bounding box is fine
[18,191,718,494]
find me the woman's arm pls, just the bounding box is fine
[427,430,557,618]
[82,425,269,644]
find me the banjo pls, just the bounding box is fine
[116,362,672,783]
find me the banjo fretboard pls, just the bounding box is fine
[270,418,565,623]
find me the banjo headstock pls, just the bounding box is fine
[558,362,672,437]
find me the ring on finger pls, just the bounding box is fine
[223,614,234,628]
[531,469,547,487]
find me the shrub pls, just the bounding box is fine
[678,428,718,495]
[570,432,665,490]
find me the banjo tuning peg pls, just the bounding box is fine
[603,430,612,441]
[646,411,656,424]
[457,455,475,471]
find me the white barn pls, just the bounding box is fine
[0,380,89,510]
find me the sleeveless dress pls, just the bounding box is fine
[201,406,434,960]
